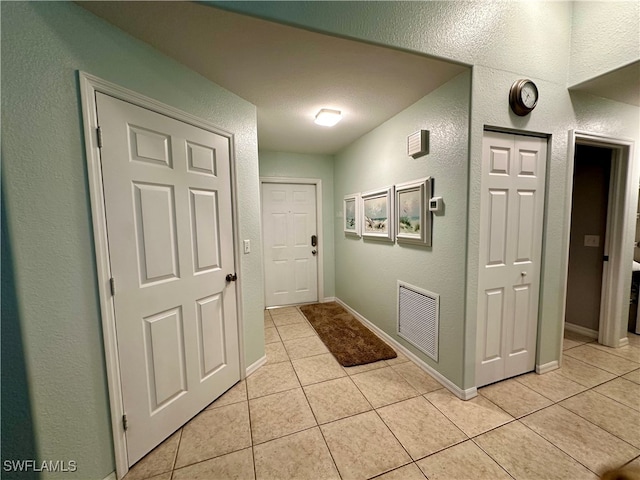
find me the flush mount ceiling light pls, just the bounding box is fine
[314,108,342,127]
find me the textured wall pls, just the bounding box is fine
[569,1,640,86]
[1,2,263,478]
[219,0,640,389]
[333,71,470,386]
[259,151,336,299]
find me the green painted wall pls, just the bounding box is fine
[333,71,470,386]
[569,1,640,86]
[219,1,640,389]
[3,2,639,477]
[259,151,336,299]
[1,2,263,479]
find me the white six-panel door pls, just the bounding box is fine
[262,183,318,307]
[476,131,547,387]
[96,93,240,465]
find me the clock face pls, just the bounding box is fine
[520,82,538,109]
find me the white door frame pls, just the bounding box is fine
[561,131,636,350]
[260,177,324,305]
[79,72,245,479]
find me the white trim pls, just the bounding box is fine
[564,322,598,339]
[562,131,636,352]
[245,355,267,377]
[335,298,477,400]
[102,472,117,480]
[260,177,325,304]
[321,297,336,303]
[79,71,245,479]
[619,337,630,347]
[536,360,559,374]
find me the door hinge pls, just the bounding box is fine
[109,277,116,296]
[122,414,128,431]
[97,126,103,148]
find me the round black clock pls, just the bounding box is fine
[509,79,538,116]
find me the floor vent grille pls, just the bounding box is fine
[397,281,439,361]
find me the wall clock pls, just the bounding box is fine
[509,79,538,116]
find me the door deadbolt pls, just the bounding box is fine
[226,273,237,282]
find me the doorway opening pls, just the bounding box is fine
[565,145,612,339]
[562,132,637,350]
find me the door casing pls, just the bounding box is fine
[79,71,245,479]
[561,131,637,351]
[260,177,324,306]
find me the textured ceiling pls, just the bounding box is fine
[78,1,468,155]
[78,2,636,154]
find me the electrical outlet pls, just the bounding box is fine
[243,239,250,254]
[584,235,600,247]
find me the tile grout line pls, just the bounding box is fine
[258,328,345,478]
[167,428,183,480]
[468,435,517,480]
[552,402,640,452]
[514,417,603,476]
[246,386,258,480]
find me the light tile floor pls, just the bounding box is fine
[124,309,640,480]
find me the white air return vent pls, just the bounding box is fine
[407,130,429,158]
[397,281,439,361]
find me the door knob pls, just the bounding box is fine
[311,250,317,256]
[521,271,527,277]
[226,273,237,282]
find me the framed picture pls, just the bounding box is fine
[395,177,432,246]
[343,193,361,236]
[361,187,394,241]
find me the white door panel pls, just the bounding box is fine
[96,93,240,465]
[262,183,318,306]
[477,132,547,387]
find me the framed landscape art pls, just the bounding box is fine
[361,187,394,241]
[343,193,361,236]
[395,177,432,246]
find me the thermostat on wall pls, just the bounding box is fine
[429,196,443,213]
[408,130,429,158]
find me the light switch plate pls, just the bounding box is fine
[243,239,251,254]
[584,235,600,247]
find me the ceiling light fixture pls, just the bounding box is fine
[314,108,342,127]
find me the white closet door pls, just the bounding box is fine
[476,131,547,387]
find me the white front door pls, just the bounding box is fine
[262,183,318,307]
[96,93,240,465]
[476,131,547,387]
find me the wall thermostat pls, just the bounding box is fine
[429,196,443,213]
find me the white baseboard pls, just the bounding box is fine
[103,472,117,480]
[335,298,477,401]
[564,322,598,339]
[619,337,629,347]
[321,297,336,303]
[536,360,559,374]
[246,355,267,377]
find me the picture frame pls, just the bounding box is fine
[395,177,432,246]
[343,193,361,236]
[361,187,394,241]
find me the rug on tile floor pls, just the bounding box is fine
[299,302,397,367]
